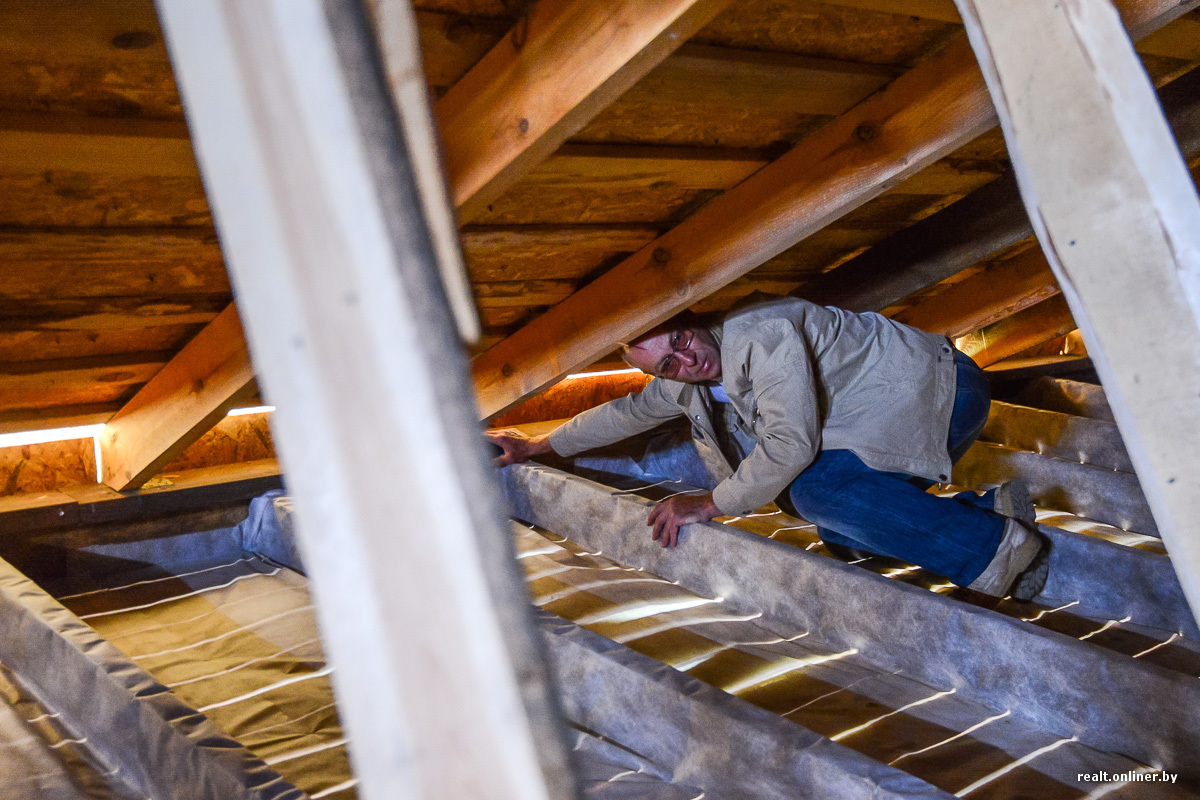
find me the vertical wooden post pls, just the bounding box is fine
[155,1,577,798]
[954,0,1200,625]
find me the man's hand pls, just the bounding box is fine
[646,492,720,548]
[485,428,554,467]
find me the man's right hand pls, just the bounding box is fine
[485,428,554,467]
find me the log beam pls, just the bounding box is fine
[893,246,1059,337]
[434,0,735,223]
[472,0,1189,419]
[798,62,1200,313]
[954,295,1077,368]
[98,304,254,491]
[953,0,1200,622]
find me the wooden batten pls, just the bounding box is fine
[99,303,255,491]
[955,295,1077,368]
[895,246,1059,338]
[954,0,1200,624]
[435,0,735,223]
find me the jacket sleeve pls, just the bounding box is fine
[548,377,685,457]
[711,329,821,515]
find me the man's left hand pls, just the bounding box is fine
[646,492,720,548]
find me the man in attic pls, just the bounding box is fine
[489,294,1048,601]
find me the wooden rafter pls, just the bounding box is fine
[953,0,1200,624]
[433,0,736,223]
[955,295,1076,368]
[799,63,1200,313]
[471,0,1189,419]
[98,304,255,491]
[894,246,1059,338]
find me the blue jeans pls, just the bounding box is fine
[785,351,1005,586]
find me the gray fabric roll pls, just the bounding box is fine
[954,440,1158,537]
[502,463,1200,775]
[540,610,951,800]
[982,400,1135,473]
[0,555,306,800]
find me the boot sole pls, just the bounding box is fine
[1012,541,1050,601]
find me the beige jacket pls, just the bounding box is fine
[549,296,959,515]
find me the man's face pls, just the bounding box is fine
[625,324,722,383]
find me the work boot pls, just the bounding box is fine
[993,480,1036,527]
[967,518,1049,600]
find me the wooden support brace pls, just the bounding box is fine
[99,304,255,491]
[155,0,576,798]
[894,246,1060,338]
[434,0,736,223]
[954,295,1076,368]
[953,0,1200,624]
[799,63,1200,314]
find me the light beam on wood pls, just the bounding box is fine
[471,0,1188,419]
[99,304,255,491]
[434,0,735,223]
[155,0,577,798]
[953,0,1200,624]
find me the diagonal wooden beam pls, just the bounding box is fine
[954,295,1076,368]
[157,0,577,796]
[98,304,255,491]
[953,0,1200,624]
[798,62,1200,312]
[433,0,736,224]
[893,246,1059,338]
[471,0,1191,419]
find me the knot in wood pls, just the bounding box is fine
[518,118,530,135]
[854,122,878,142]
[652,247,671,265]
[501,363,515,377]
[111,31,157,50]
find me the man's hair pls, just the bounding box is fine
[618,311,703,366]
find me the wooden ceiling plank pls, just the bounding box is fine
[434,0,737,223]
[893,246,1059,338]
[0,325,202,364]
[0,353,169,414]
[798,62,1200,312]
[814,0,962,23]
[0,227,228,298]
[620,42,899,118]
[0,122,199,178]
[956,0,1200,625]
[530,144,772,191]
[98,304,254,492]
[470,0,1185,419]
[0,296,227,333]
[955,295,1077,369]
[462,224,660,282]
